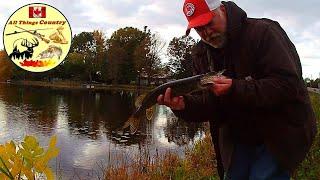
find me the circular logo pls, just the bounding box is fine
[184,3,195,17]
[3,3,72,72]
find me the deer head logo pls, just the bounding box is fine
[9,38,39,60]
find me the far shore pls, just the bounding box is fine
[0,80,154,92]
[2,80,318,94]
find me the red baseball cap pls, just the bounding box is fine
[183,0,221,35]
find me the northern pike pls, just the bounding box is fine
[37,45,62,59]
[122,70,225,134]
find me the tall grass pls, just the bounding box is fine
[293,92,320,179]
[105,133,218,180]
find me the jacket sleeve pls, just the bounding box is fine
[223,24,305,108]
[172,91,219,123]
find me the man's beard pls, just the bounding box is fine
[202,33,227,48]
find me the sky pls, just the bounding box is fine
[1,0,319,79]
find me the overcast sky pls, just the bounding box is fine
[1,0,319,79]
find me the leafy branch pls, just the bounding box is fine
[0,135,59,180]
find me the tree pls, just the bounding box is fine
[304,78,320,88]
[92,30,107,82]
[69,31,107,82]
[61,52,87,80]
[0,50,15,81]
[106,44,128,84]
[106,27,147,84]
[134,31,165,84]
[167,35,196,79]
[69,32,94,81]
[70,32,95,53]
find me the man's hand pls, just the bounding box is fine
[210,76,233,96]
[157,87,185,110]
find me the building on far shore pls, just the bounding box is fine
[136,71,175,86]
[137,74,172,86]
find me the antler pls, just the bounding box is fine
[21,38,39,48]
[30,38,39,47]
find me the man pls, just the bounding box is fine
[157,0,317,179]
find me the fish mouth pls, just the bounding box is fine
[200,78,214,87]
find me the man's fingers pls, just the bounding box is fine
[178,96,185,107]
[212,84,230,92]
[164,88,172,104]
[172,97,179,104]
[213,78,232,84]
[216,75,227,79]
[216,84,231,88]
[157,94,164,105]
[157,92,185,110]
[213,78,231,83]
[211,82,232,96]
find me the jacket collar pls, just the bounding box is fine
[222,1,247,42]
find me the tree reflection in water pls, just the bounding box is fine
[0,84,206,177]
[163,110,205,146]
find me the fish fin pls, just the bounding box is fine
[130,117,140,134]
[216,69,226,77]
[145,105,156,121]
[122,116,140,134]
[186,90,201,96]
[122,117,132,130]
[134,94,147,108]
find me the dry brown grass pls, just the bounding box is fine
[105,134,218,180]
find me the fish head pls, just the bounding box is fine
[199,69,226,87]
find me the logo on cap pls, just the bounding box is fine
[184,3,195,17]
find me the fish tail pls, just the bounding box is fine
[145,106,155,121]
[122,115,140,134]
[135,94,147,108]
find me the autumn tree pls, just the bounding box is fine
[57,52,87,80]
[0,50,31,80]
[146,33,165,77]
[69,32,94,81]
[0,50,15,81]
[134,30,165,84]
[167,35,196,79]
[106,27,147,84]
[105,44,128,84]
[69,31,107,82]
[92,30,107,82]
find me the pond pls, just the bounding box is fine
[0,84,206,179]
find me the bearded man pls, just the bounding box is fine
[157,0,317,179]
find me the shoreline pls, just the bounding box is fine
[0,80,154,92]
[1,81,318,94]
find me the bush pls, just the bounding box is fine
[0,135,59,180]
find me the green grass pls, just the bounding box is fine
[292,92,320,179]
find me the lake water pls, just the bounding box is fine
[0,84,206,179]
